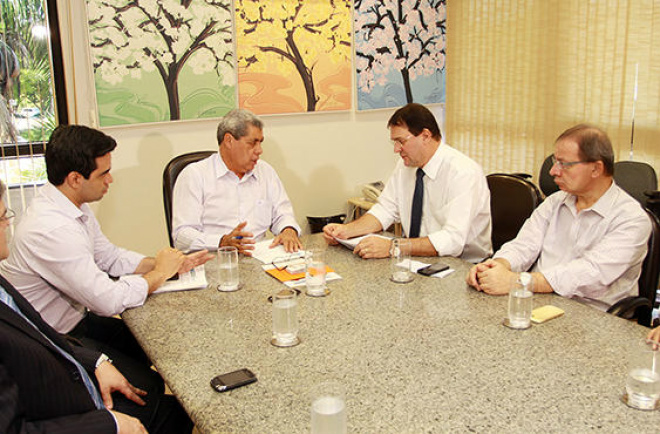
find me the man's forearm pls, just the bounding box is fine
[346,214,384,238]
[133,257,155,275]
[531,272,554,293]
[408,237,438,256]
[142,269,169,294]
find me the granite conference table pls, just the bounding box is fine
[123,236,660,434]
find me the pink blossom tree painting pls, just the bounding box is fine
[354,0,446,110]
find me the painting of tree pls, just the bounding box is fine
[355,0,446,110]
[235,0,352,115]
[86,0,236,126]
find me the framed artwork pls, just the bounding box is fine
[235,0,352,115]
[354,0,446,110]
[86,0,236,127]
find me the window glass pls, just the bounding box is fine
[0,0,62,187]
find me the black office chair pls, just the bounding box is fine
[486,173,543,252]
[613,161,658,206]
[607,209,660,327]
[538,154,559,197]
[162,151,215,247]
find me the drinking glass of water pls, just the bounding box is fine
[624,338,660,410]
[390,238,413,283]
[217,246,240,292]
[271,288,300,347]
[310,381,347,434]
[506,272,533,329]
[306,248,328,297]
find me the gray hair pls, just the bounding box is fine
[216,109,264,145]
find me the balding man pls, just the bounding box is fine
[467,124,651,311]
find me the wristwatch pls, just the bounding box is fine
[95,353,113,369]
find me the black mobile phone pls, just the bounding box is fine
[210,368,257,393]
[417,262,450,276]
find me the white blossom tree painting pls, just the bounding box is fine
[354,0,446,110]
[86,0,235,126]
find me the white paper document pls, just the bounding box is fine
[334,234,392,250]
[283,272,343,288]
[251,239,306,264]
[154,265,208,293]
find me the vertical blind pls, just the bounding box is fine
[445,0,660,182]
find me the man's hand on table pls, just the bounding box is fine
[353,236,391,259]
[467,259,514,295]
[270,227,302,252]
[322,223,352,245]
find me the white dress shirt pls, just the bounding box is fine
[0,183,147,333]
[494,182,651,311]
[172,152,300,251]
[368,142,492,262]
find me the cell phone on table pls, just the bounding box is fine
[210,368,257,392]
[417,262,450,276]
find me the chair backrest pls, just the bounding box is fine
[486,173,543,252]
[162,151,215,247]
[538,154,559,197]
[637,208,660,326]
[613,161,658,206]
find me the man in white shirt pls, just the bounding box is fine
[323,103,492,262]
[0,124,212,370]
[467,124,651,311]
[172,108,302,255]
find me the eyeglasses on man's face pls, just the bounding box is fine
[551,155,588,170]
[0,208,15,223]
[390,134,415,148]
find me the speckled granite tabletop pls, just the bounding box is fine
[123,235,660,434]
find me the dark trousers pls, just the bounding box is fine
[68,312,152,368]
[70,313,193,434]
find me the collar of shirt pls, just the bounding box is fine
[212,152,259,183]
[419,140,446,181]
[560,180,617,218]
[41,182,85,220]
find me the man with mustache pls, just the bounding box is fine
[173,109,301,256]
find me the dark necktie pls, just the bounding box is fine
[409,168,424,238]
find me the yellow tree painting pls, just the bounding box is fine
[235,0,352,114]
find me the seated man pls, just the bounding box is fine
[467,124,651,311]
[0,182,192,434]
[172,108,301,255]
[323,103,492,262]
[0,125,212,371]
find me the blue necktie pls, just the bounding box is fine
[0,286,105,410]
[410,168,424,238]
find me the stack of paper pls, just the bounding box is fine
[154,264,208,293]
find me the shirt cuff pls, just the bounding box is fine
[95,353,112,369]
